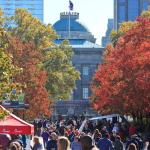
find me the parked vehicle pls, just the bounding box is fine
[79,114,128,132]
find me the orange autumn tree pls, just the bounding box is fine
[1,8,79,119]
[91,17,150,118]
[7,37,51,119]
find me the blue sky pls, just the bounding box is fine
[44,0,113,45]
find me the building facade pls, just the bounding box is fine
[101,19,114,47]
[114,0,150,29]
[52,12,104,116]
[0,0,43,22]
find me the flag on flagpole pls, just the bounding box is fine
[69,0,73,11]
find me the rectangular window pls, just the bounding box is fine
[83,88,89,99]
[82,66,89,76]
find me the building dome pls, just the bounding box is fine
[53,12,96,43]
[53,12,89,32]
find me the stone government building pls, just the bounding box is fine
[52,12,104,116]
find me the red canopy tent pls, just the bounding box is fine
[0,105,34,135]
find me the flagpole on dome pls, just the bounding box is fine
[68,0,73,39]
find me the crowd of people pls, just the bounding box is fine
[0,115,150,150]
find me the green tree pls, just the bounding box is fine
[4,8,80,101]
[0,47,20,99]
[8,8,57,50]
[44,40,80,100]
[0,9,21,100]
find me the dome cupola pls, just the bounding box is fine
[53,12,96,43]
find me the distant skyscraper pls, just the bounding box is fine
[0,0,43,22]
[114,0,150,29]
[101,19,114,47]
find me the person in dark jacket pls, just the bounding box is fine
[46,132,57,150]
[80,135,98,150]
[114,136,124,150]
[21,135,27,148]
[97,133,113,150]
[41,129,49,148]
[126,135,142,150]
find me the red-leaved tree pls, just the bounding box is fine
[91,17,150,119]
[7,37,51,119]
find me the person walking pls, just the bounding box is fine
[46,132,57,150]
[71,136,82,150]
[127,143,137,150]
[114,136,124,150]
[9,141,24,150]
[57,136,70,150]
[41,129,49,148]
[80,135,98,150]
[93,129,102,146]
[31,136,42,150]
[0,134,11,150]
[97,133,114,150]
